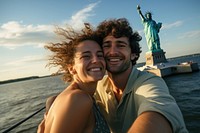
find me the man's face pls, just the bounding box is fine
[102,36,134,74]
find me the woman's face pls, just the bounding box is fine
[72,40,105,83]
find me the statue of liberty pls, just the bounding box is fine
[137,5,162,51]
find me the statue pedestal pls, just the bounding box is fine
[138,49,199,77]
[145,50,167,66]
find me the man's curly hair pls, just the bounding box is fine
[45,23,101,82]
[96,18,142,65]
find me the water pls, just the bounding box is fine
[0,76,68,133]
[163,54,200,133]
[0,54,200,133]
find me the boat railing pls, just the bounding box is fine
[2,106,45,133]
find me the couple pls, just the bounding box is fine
[38,18,188,133]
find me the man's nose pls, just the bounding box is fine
[109,45,118,54]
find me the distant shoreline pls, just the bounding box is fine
[167,53,200,60]
[0,75,52,85]
[1,53,199,85]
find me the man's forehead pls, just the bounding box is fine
[103,36,128,41]
[103,36,129,44]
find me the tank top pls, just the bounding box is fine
[93,98,110,133]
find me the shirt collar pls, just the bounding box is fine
[123,66,140,95]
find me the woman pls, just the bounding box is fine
[37,23,110,133]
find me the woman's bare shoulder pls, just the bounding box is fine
[55,88,93,111]
[45,88,94,132]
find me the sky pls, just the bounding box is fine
[0,0,200,81]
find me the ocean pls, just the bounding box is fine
[0,54,200,133]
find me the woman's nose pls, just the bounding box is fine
[91,55,99,63]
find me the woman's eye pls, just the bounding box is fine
[82,55,90,58]
[98,53,104,57]
[80,55,91,60]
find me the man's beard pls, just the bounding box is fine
[106,60,131,74]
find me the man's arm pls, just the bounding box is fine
[128,111,172,133]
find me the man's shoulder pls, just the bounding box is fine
[131,67,157,80]
[133,69,162,87]
[137,69,157,80]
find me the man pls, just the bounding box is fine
[94,18,188,133]
[44,18,188,133]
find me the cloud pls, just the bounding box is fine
[0,21,55,49]
[0,2,100,49]
[162,21,183,30]
[4,55,46,66]
[65,1,99,30]
[178,30,200,39]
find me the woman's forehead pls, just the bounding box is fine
[76,40,102,53]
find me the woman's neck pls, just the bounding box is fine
[72,81,97,96]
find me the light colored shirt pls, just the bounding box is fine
[94,67,188,133]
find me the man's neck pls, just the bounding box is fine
[108,66,133,101]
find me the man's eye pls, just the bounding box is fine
[118,44,126,47]
[103,43,110,48]
[119,45,125,47]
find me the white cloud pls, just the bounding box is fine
[0,21,55,49]
[178,30,200,39]
[0,2,100,49]
[65,1,99,30]
[1,2,100,81]
[162,21,183,30]
[4,55,46,66]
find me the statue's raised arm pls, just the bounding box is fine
[137,5,145,21]
[137,5,162,52]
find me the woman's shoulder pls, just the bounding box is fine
[45,88,95,132]
[58,88,93,109]
[46,88,94,122]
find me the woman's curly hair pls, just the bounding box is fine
[96,18,142,65]
[45,23,101,82]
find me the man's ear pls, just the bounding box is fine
[131,53,138,60]
[68,66,77,75]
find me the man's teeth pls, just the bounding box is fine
[109,59,120,61]
[90,68,101,71]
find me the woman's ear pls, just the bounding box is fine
[68,66,77,75]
